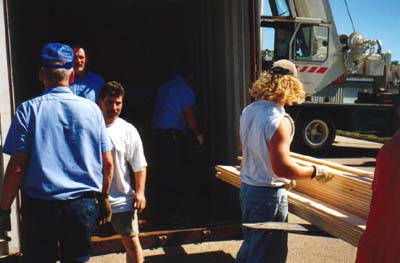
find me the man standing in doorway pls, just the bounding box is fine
[0,42,113,263]
[99,81,147,263]
[151,59,204,221]
[71,45,105,103]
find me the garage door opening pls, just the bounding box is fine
[6,0,249,232]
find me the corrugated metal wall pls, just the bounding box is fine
[193,0,252,215]
[196,0,251,165]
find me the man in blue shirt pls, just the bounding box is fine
[0,43,113,263]
[151,60,204,221]
[70,45,105,103]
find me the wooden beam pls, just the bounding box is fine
[239,153,374,179]
[91,224,243,255]
[215,162,371,247]
[290,152,374,179]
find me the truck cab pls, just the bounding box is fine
[259,0,399,152]
[260,0,345,95]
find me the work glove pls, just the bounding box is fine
[97,193,112,226]
[275,177,296,191]
[0,209,11,231]
[311,165,335,183]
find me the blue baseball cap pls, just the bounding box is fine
[41,42,74,69]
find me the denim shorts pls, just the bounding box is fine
[235,183,289,263]
[111,210,139,237]
[21,193,98,263]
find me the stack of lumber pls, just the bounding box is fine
[215,152,374,246]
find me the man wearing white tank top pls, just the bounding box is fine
[235,60,334,263]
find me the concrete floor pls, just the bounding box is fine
[88,213,357,263]
[88,135,378,263]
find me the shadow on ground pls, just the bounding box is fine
[315,145,379,159]
[145,246,234,263]
[313,145,379,169]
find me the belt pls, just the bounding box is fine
[80,191,101,199]
[155,129,183,140]
[270,185,285,189]
[155,129,182,134]
[242,182,285,189]
[22,191,100,205]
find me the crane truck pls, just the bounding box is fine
[259,0,400,152]
[0,0,397,259]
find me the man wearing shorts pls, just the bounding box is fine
[99,81,147,263]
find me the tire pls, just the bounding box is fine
[294,115,336,153]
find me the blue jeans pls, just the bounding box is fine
[235,183,288,263]
[21,193,98,263]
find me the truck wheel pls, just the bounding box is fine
[296,115,336,152]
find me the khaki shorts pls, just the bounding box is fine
[111,210,139,237]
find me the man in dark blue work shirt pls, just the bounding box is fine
[151,60,204,221]
[0,43,113,263]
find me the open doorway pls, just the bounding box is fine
[7,0,247,230]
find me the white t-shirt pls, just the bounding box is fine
[107,118,147,212]
[239,99,294,187]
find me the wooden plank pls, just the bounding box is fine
[235,155,373,219]
[215,164,370,246]
[287,191,366,245]
[238,153,374,179]
[291,157,372,219]
[92,224,243,255]
[243,222,320,232]
[290,152,374,179]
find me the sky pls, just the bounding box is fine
[330,0,400,62]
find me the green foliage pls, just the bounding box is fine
[336,130,390,144]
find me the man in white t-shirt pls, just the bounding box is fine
[99,81,147,263]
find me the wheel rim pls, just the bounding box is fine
[304,119,330,147]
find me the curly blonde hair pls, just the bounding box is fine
[249,71,305,105]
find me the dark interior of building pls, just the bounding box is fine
[7,0,244,230]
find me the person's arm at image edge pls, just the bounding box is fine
[0,153,29,210]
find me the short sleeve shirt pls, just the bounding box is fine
[107,118,147,212]
[151,75,195,133]
[3,87,113,200]
[70,70,105,103]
